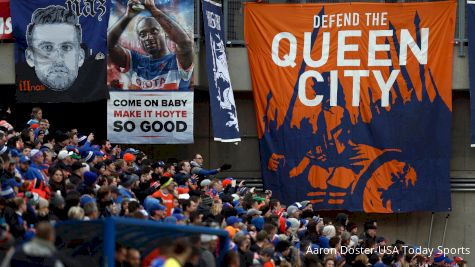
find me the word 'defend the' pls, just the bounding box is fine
[313,12,388,29]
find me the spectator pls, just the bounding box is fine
[1,222,64,266]
[126,248,141,267]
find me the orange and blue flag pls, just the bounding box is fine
[245,1,456,213]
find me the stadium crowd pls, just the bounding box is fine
[0,107,468,267]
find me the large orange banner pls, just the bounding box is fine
[245,2,456,212]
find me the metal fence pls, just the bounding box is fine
[214,0,467,55]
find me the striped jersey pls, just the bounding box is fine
[123,50,193,90]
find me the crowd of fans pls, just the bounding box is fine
[0,107,469,267]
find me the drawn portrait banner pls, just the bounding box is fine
[245,2,456,213]
[0,0,13,40]
[10,0,111,103]
[468,1,475,146]
[107,0,194,144]
[202,0,240,142]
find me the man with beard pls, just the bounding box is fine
[25,5,85,91]
[108,0,194,90]
[100,139,121,160]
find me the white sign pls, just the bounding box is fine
[107,91,193,144]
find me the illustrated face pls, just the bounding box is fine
[26,23,84,91]
[137,19,165,55]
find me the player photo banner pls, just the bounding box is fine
[107,0,194,91]
[10,0,111,103]
[202,0,240,142]
[468,1,475,147]
[0,0,13,40]
[245,2,456,213]
[107,91,193,144]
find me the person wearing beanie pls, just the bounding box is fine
[151,175,176,216]
[286,205,300,219]
[335,213,349,232]
[81,150,96,165]
[29,150,48,179]
[76,171,98,195]
[362,221,377,245]
[69,162,86,186]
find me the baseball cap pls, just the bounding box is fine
[226,216,242,225]
[173,214,187,221]
[20,156,30,164]
[124,148,140,155]
[152,161,166,169]
[247,208,262,216]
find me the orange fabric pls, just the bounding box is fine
[152,190,174,216]
[245,1,455,138]
[244,1,456,213]
[225,225,239,239]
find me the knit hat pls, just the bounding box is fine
[300,200,310,208]
[123,153,136,162]
[144,197,165,214]
[200,179,211,187]
[77,135,88,146]
[287,205,299,216]
[29,149,41,159]
[160,176,173,189]
[50,193,65,208]
[121,173,139,188]
[226,216,242,226]
[71,161,84,172]
[0,146,7,155]
[83,171,98,186]
[250,217,265,231]
[222,178,233,188]
[79,195,95,207]
[81,150,95,163]
[0,186,15,199]
[322,225,336,238]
